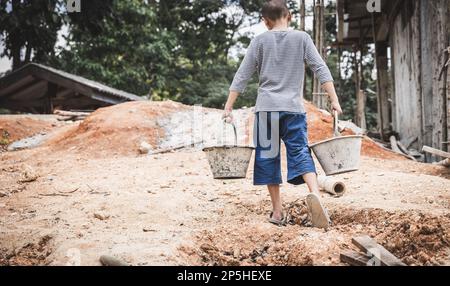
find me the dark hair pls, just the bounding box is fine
[261,0,290,21]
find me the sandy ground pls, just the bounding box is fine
[0,146,449,266]
[0,101,449,266]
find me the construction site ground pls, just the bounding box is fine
[1,101,449,266]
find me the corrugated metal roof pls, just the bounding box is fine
[0,63,144,102]
[35,63,142,101]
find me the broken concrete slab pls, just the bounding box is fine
[7,133,49,151]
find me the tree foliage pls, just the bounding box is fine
[0,0,62,69]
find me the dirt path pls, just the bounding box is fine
[1,146,449,266]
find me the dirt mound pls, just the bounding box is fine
[41,99,403,159]
[46,100,188,156]
[0,116,57,148]
[304,101,404,160]
[180,206,450,266]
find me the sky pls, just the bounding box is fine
[0,1,324,73]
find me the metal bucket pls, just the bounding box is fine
[310,135,363,175]
[202,121,254,179]
[309,111,363,176]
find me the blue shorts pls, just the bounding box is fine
[253,112,316,186]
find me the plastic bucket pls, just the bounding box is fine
[310,135,363,176]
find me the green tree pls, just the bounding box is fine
[54,0,175,96]
[0,0,62,70]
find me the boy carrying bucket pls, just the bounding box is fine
[223,0,342,229]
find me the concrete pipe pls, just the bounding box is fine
[317,176,346,197]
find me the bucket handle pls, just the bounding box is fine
[333,110,341,137]
[223,119,238,146]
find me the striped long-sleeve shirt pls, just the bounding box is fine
[230,30,333,113]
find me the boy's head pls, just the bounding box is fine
[261,0,291,30]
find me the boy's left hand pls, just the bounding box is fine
[222,108,233,123]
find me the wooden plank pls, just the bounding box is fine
[337,0,344,42]
[340,250,371,266]
[7,80,47,101]
[355,90,367,129]
[373,39,390,140]
[436,158,450,167]
[391,3,423,151]
[30,65,93,97]
[352,235,406,266]
[299,0,306,31]
[422,145,450,159]
[389,136,402,154]
[0,75,35,97]
[46,82,57,114]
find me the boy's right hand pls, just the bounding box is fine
[331,100,343,115]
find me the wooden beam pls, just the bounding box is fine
[340,250,371,266]
[352,235,406,266]
[0,65,35,90]
[337,0,344,42]
[375,14,389,42]
[30,65,93,97]
[7,80,47,101]
[422,145,450,159]
[373,40,391,139]
[313,0,326,109]
[299,0,306,31]
[46,82,57,114]
[0,75,35,97]
[355,90,367,129]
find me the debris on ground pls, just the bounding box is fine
[7,133,49,151]
[0,234,53,266]
[348,235,406,266]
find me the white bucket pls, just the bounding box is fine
[310,135,363,176]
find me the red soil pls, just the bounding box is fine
[46,100,189,156]
[35,99,404,160]
[0,116,56,143]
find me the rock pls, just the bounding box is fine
[99,255,130,266]
[94,212,110,220]
[233,248,241,259]
[19,165,39,183]
[0,191,8,197]
[138,141,152,154]
[417,251,430,264]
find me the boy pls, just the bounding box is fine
[223,0,342,229]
